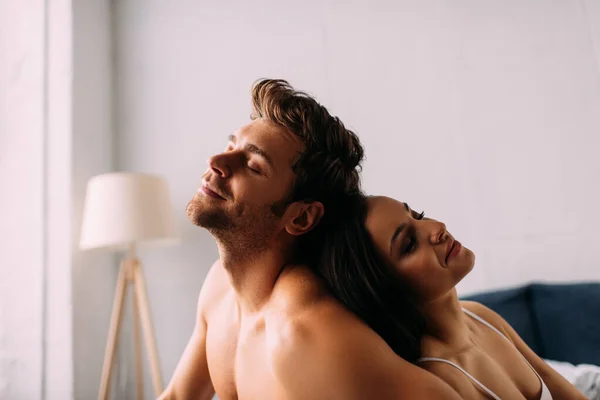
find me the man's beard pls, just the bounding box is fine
[186,196,283,259]
[186,199,234,230]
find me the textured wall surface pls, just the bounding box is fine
[0,0,45,398]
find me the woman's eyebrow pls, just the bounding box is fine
[389,202,415,255]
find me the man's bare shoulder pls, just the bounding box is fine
[266,266,388,398]
[268,264,364,333]
[267,264,378,354]
[197,259,231,317]
[271,264,332,307]
[268,300,394,369]
[265,266,461,399]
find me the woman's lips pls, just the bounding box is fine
[446,240,462,263]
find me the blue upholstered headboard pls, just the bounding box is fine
[462,282,600,365]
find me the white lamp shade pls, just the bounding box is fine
[79,172,179,251]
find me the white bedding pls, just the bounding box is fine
[545,359,600,399]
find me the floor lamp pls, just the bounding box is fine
[79,172,179,400]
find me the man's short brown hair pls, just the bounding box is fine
[251,79,364,261]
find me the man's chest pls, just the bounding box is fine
[205,301,281,400]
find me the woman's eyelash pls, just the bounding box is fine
[403,212,425,254]
[405,238,416,254]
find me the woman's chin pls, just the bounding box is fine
[464,248,476,268]
[449,246,475,268]
[452,248,476,283]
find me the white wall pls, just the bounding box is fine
[0,0,45,397]
[113,0,600,397]
[71,0,120,399]
[1,0,118,398]
[45,0,74,398]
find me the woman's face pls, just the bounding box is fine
[365,196,475,303]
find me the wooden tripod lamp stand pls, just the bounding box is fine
[80,172,179,400]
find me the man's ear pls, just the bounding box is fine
[284,201,325,236]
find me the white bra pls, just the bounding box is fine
[417,308,552,400]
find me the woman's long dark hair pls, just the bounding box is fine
[316,193,426,363]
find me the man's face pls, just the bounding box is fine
[186,119,304,247]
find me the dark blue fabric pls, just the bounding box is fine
[461,285,542,356]
[530,282,600,365]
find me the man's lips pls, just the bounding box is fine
[200,183,225,200]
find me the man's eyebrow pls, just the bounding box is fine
[390,223,408,256]
[228,134,274,168]
[245,143,274,167]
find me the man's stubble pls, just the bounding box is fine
[186,196,282,261]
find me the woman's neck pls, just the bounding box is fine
[419,289,473,353]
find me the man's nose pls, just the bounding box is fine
[207,153,232,178]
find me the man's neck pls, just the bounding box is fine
[218,242,292,313]
[419,289,473,350]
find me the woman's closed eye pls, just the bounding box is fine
[404,238,417,254]
[402,211,426,255]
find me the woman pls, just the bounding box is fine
[318,194,585,400]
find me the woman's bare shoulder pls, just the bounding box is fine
[460,300,514,341]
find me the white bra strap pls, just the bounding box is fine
[417,357,502,400]
[462,308,512,343]
[462,308,549,396]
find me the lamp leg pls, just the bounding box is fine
[132,273,144,400]
[98,260,129,400]
[132,260,164,397]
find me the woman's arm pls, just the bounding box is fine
[462,302,587,400]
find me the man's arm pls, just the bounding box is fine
[159,263,221,400]
[462,301,587,400]
[271,309,462,400]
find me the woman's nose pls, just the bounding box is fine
[428,221,448,244]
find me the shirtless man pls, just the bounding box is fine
[158,79,461,400]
